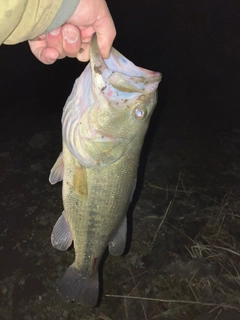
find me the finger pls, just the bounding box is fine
[76,27,94,61]
[95,22,116,59]
[79,17,116,59]
[28,40,60,64]
[45,27,66,59]
[93,10,116,58]
[62,24,82,57]
[76,43,90,62]
[76,23,115,62]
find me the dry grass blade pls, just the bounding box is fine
[105,295,239,311]
[150,172,182,251]
[99,312,112,320]
[119,271,147,285]
[224,212,240,219]
[124,297,129,320]
[148,184,208,194]
[187,268,200,288]
[199,244,240,257]
[150,200,172,251]
[212,214,225,248]
[215,308,223,320]
[126,262,148,320]
[149,180,222,204]
[188,284,199,302]
[174,172,182,199]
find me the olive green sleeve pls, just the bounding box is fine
[0,0,79,45]
[46,0,80,33]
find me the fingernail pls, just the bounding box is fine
[49,27,61,36]
[47,57,55,63]
[63,28,78,43]
[79,48,84,53]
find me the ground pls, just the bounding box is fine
[1,79,240,319]
[1,1,240,319]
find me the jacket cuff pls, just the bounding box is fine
[46,0,80,32]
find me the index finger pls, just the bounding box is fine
[93,15,116,58]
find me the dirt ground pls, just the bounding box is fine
[1,76,240,320]
[1,1,240,319]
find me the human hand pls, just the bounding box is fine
[28,0,116,64]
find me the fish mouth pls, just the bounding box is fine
[90,33,161,94]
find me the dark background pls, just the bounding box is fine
[1,0,240,138]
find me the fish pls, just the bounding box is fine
[49,33,161,307]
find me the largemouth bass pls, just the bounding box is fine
[49,33,161,307]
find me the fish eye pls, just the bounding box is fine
[134,107,146,120]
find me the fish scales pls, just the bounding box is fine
[63,140,137,272]
[49,33,161,306]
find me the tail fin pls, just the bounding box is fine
[57,265,99,307]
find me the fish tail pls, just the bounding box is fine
[57,264,99,307]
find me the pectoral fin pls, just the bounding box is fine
[108,217,127,256]
[49,152,64,184]
[51,211,73,251]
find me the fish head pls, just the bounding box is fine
[62,34,161,167]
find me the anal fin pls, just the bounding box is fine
[108,217,127,256]
[57,265,99,307]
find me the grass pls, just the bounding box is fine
[103,174,240,319]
